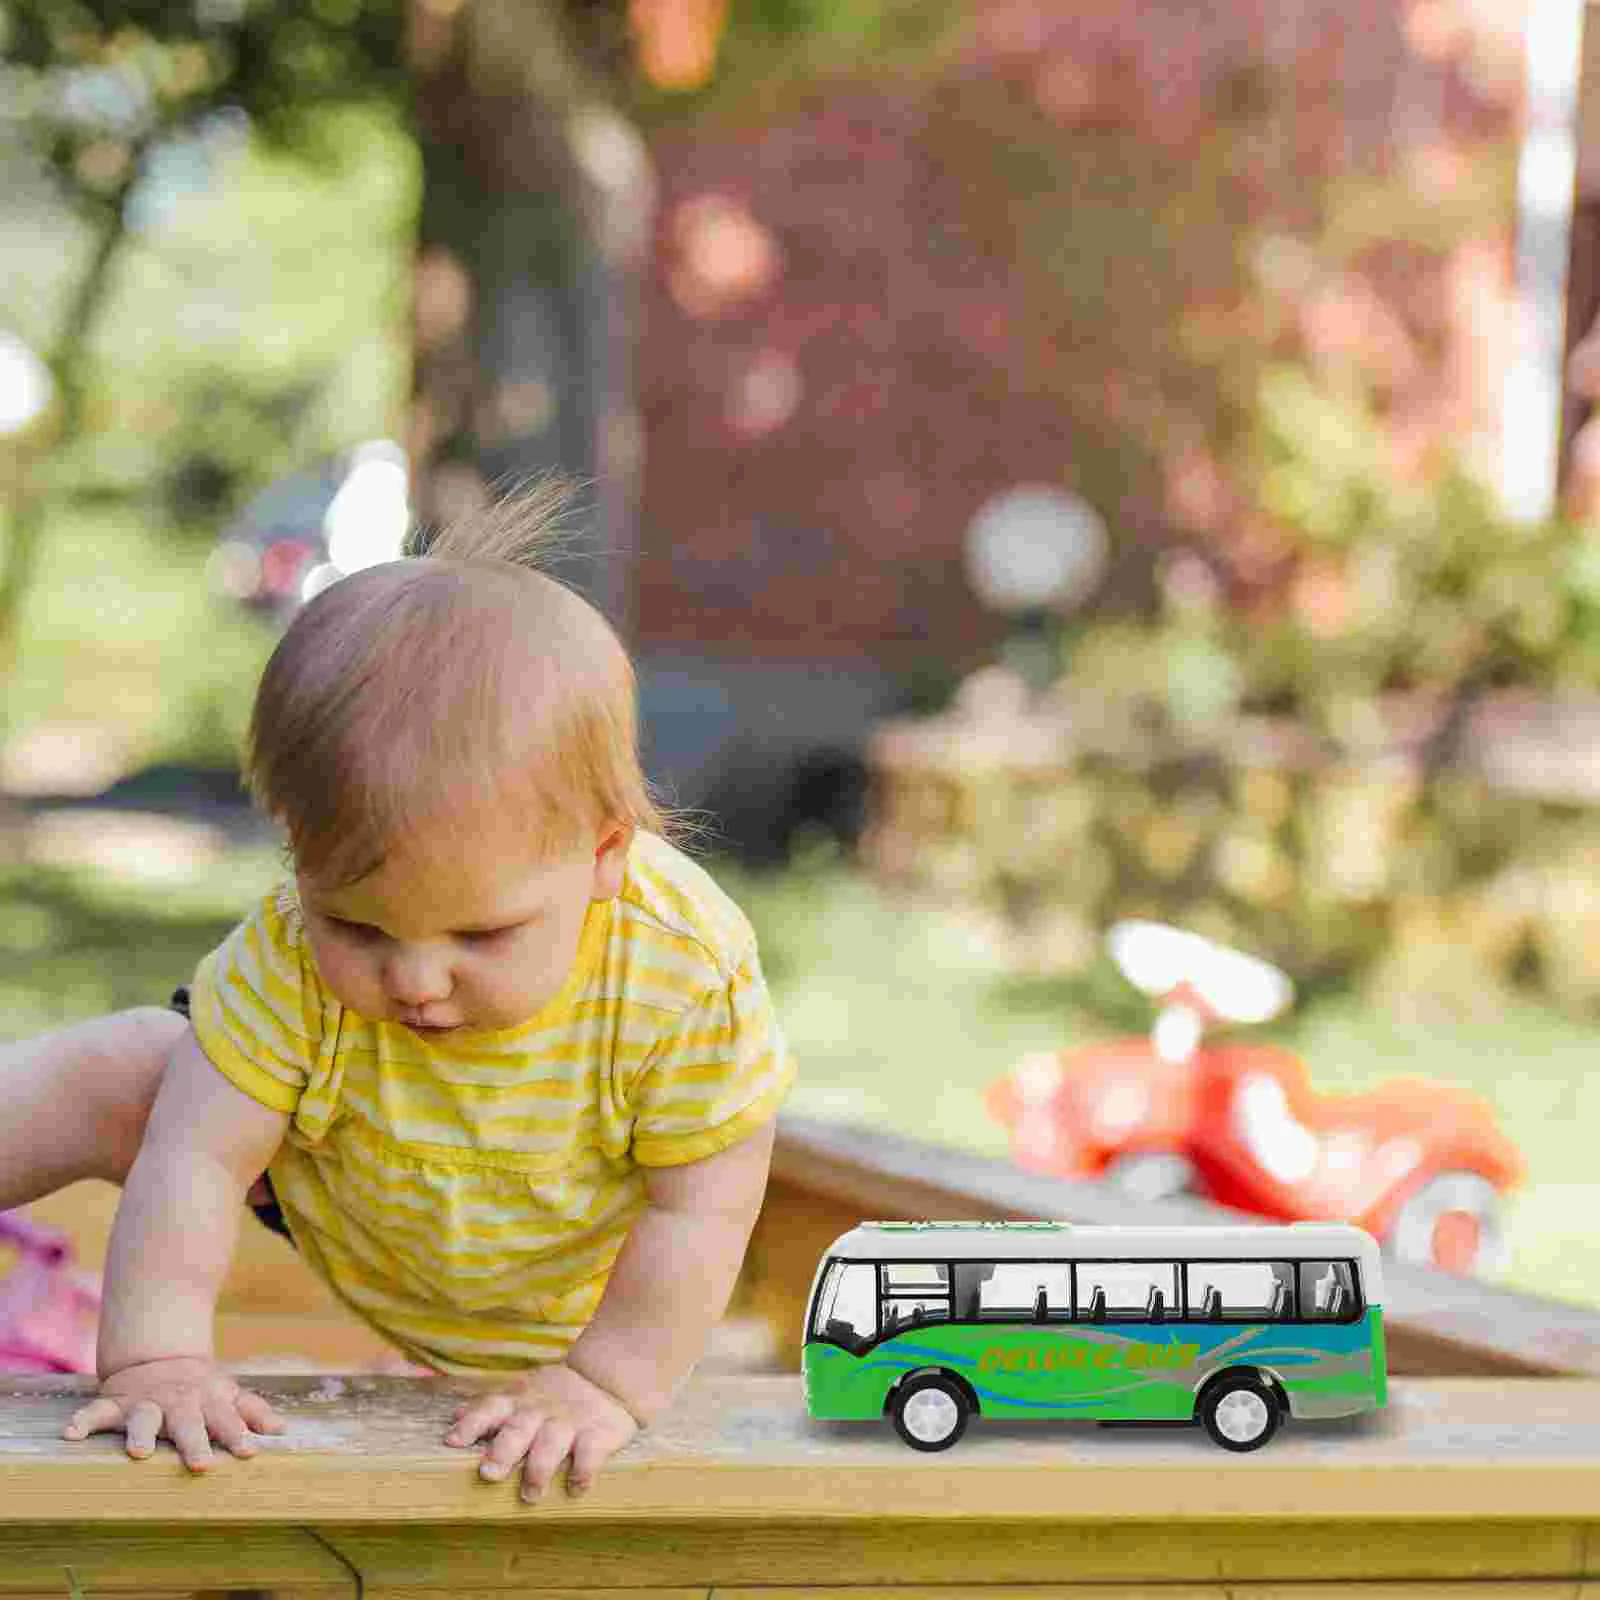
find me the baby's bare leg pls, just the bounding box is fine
[0,1007,183,1212]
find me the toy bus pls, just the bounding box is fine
[802,1220,1386,1452]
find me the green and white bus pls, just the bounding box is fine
[803,1220,1386,1452]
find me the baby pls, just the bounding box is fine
[0,482,794,1499]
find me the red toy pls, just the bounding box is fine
[986,922,1523,1276]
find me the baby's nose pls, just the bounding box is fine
[384,948,452,1004]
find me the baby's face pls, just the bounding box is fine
[296,820,629,1035]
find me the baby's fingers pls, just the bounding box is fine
[165,1404,217,1471]
[234,1389,286,1436]
[519,1417,576,1503]
[565,1426,623,1497]
[203,1401,259,1460]
[123,1399,166,1460]
[446,1392,517,1448]
[62,1397,125,1441]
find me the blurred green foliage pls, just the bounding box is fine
[0,0,418,690]
[0,99,415,769]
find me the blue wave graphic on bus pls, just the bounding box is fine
[967,1379,1167,1412]
[864,1341,979,1369]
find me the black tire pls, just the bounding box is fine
[1198,1374,1281,1452]
[891,1373,972,1452]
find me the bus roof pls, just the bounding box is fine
[824,1220,1384,1300]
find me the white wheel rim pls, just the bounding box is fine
[903,1388,960,1443]
[1106,1152,1197,1202]
[1215,1390,1270,1443]
[1390,1171,1506,1274]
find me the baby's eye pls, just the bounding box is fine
[328,917,383,943]
[458,924,520,946]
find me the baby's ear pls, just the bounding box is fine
[591,820,633,899]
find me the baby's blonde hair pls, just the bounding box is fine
[246,478,672,887]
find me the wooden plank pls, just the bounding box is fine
[0,1527,354,1595]
[4,1375,1600,1526]
[366,1592,710,1600]
[673,1590,1235,1600]
[712,1589,1583,1600]
[314,1520,1593,1589]
[766,1114,1600,1379]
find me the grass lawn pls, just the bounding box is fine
[3,829,1596,1314]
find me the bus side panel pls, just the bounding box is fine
[806,1311,1385,1424]
[1265,1307,1385,1420]
[1373,1307,1387,1406]
[811,1326,1203,1424]
[803,1340,889,1420]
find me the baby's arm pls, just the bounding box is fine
[64,1026,290,1468]
[446,1118,777,1499]
[567,1116,777,1419]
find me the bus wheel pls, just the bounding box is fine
[892,1374,971,1452]
[1199,1375,1280,1452]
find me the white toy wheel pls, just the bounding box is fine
[1388,1170,1508,1276]
[1102,1151,1199,1203]
[892,1374,972,1452]
[1199,1374,1281,1452]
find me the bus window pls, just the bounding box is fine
[882,1295,950,1329]
[1075,1262,1177,1321]
[955,1261,1071,1321]
[881,1262,951,1328]
[884,1262,949,1296]
[812,1261,878,1350]
[1185,1260,1295,1320]
[1300,1259,1361,1321]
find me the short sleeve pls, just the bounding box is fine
[188,889,324,1115]
[628,957,796,1166]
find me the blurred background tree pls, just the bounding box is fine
[0,0,412,682]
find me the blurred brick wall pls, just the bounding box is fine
[631,0,1527,672]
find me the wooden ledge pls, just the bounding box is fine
[2,1374,1600,1526]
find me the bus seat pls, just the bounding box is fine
[1033,1287,1049,1322]
[1327,1284,1348,1319]
[1146,1286,1165,1322]
[824,1319,865,1353]
[1087,1287,1106,1322]
[910,1305,925,1325]
[1269,1280,1288,1318]
[1201,1285,1222,1319]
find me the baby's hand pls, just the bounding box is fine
[62,1356,286,1471]
[444,1362,639,1502]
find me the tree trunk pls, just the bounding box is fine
[404,0,653,636]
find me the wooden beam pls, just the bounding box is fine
[0,1526,355,1595]
[3,1373,1600,1527]
[3,1375,1600,1595]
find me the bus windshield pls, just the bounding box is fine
[811,1260,877,1350]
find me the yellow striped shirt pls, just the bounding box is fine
[188,831,795,1373]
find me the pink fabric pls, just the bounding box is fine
[0,1211,101,1374]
